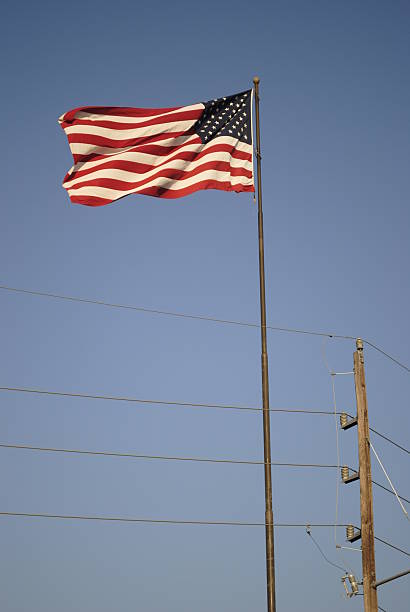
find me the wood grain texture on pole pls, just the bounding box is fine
[253,76,276,612]
[354,339,378,612]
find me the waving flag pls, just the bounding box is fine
[59,90,254,206]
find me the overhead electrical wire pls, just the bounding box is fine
[2,283,408,609]
[2,284,409,565]
[2,386,406,459]
[0,386,349,416]
[1,284,409,373]
[1,511,408,558]
[0,512,352,528]
[372,480,410,506]
[0,284,355,339]
[364,340,410,374]
[2,441,408,503]
[374,535,410,558]
[306,526,347,572]
[370,427,410,456]
[0,442,340,469]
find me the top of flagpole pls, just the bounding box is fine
[253,76,260,85]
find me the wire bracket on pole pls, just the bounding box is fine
[331,371,354,376]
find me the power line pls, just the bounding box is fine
[2,386,408,476]
[364,340,410,374]
[1,511,407,557]
[374,535,410,558]
[4,386,407,460]
[4,441,408,503]
[12,441,409,505]
[370,427,410,456]
[2,510,407,557]
[0,284,355,340]
[372,480,410,506]
[306,526,347,572]
[0,386,346,416]
[2,284,409,373]
[0,441,340,469]
[0,512,350,528]
[2,284,409,372]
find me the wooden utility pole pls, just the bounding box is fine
[253,76,276,612]
[354,338,378,612]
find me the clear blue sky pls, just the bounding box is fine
[1,1,409,611]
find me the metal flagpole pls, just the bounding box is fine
[253,76,277,612]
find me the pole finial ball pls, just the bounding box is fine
[253,76,260,84]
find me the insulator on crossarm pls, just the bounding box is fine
[341,466,350,482]
[340,413,348,428]
[346,524,361,543]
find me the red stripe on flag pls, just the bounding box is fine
[68,131,195,150]
[61,105,184,124]
[68,160,253,192]
[69,181,254,206]
[65,143,252,183]
[71,133,197,164]
[61,110,203,131]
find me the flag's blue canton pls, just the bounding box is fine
[194,90,252,145]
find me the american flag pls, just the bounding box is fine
[59,90,254,206]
